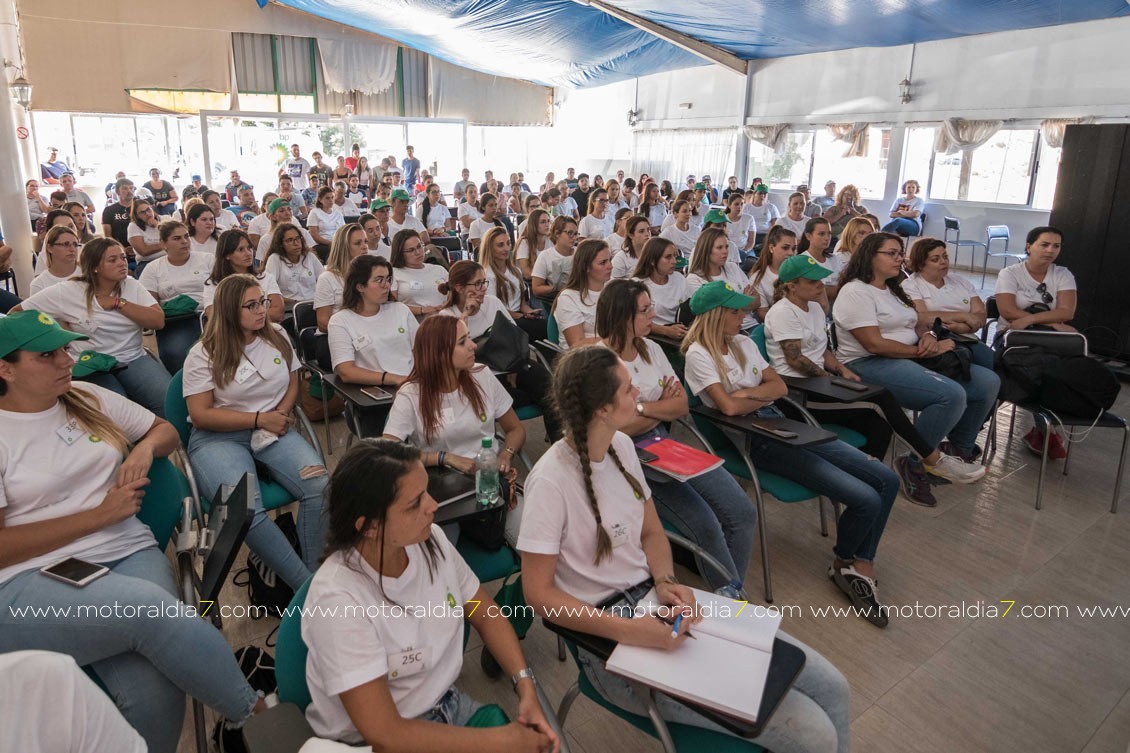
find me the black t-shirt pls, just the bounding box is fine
[309,164,332,184]
[147,180,174,204]
[571,187,594,218]
[101,202,132,246]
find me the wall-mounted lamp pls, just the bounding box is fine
[898,78,912,105]
[4,60,32,110]
[627,109,640,126]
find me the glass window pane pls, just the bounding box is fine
[902,126,936,197]
[240,93,279,113]
[279,95,316,114]
[810,126,890,201]
[931,129,1037,205]
[749,131,813,191]
[1032,141,1062,210]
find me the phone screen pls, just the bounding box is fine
[636,447,659,463]
[43,558,107,584]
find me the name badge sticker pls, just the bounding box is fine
[234,360,257,385]
[388,647,430,680]
[354,334,372,350]
[609,521,631,549]
[56,417,88,446]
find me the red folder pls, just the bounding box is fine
[635,437,724,482]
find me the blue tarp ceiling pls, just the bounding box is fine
[259,0,1130,88]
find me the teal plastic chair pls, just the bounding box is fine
[276,579,314,710]
[748,325,866,450]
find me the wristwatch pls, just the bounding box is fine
[635,401,645,417]
[511,667,536,690]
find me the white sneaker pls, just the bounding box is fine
[925,453,986,484]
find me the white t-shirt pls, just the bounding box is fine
[725,213,755,252]
[659,223,700,258]
[743,201,780,233]
[994,263,1076,322]
[644,204,667,227]
[126,222,166,263]
[264,252,325,303]
[0,384,157,586]
[639,274,688,326]
[888,195,925,232]
[384,367,513,458]
[22,278,157,362]
[312,271,345,315]
[531,247,574,292]
[468,217,502,243]
[420,203,449,231]
[388,215,426,242]
[611,249,639,280]
[559,196,579,218]
[833,279,919,362]
[29,268,74,296]
[764,297,829,377]
[138,252,213,305]
[190,236,217,257]
[902,273,980,313]
[803,250,844,287]
[518,432,652,606]
[579,213,613,240]
[457,203,481,226]
[214,208,239,231]
[605,233,625,257]
[302,531,478,744]
[483,266,524,312]
[515,237,550,264]
[686,263,756,330]
[393,264,448,308]
[774,215,808,236]
[684,337,770,408]
[327,304,417,375]
[255,223,316,264]
[182,330,299,413]
[554,287,600,348]
[440,295,513,340]
[283,157,312,190]
[202,272,281,312]
[621,338,678,403]
[334,198,361,217]
[752,268,780,310]
[306,207,345,243]
[608,198,629,214]
[246,212,271,239]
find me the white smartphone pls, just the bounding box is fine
[40,557,110,588]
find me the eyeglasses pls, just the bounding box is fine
[51,242,79,249]
[241,297,271,311]
[876,250,905,259]
[1036,282,1053,305]
[370,276,391,287]
[564,230,578,237]
[636,304,655,314]
[282,235,302,244]
[468,280,489,290]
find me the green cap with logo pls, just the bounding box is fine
[702,208,729,225]
[72,350,121,377]
[267,197,290,215]
[778,253,832,283]
[0,310,88,359]
[389,188,411,202]
[689,280,754,315]
[693,182,707,191]
[754,184,769,194]
[369,199,391,211]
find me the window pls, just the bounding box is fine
[747,132,814,190]
[1031,141,1061,210]
[810,126,891,200]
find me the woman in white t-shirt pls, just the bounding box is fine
[682,281,899,627]
[530,215,578,303]
[632,238,688,340]
[742,185,780,239]
[796,216,839,307]
[419,184,453,237]
[203,229,284,324]
[611,216,651,281]
[515,208,552,282]
[467,193,507,252]
[551,238,611,349]
[477,227,547,340]
[772,192,809,237]
[685,227,757,331]
[262,222,325,306]
[314,224,367,331]
[457,184,481,233]
[17,238,171,416]
[390,229,449,319]
[722,192,755,257]
[749,225,798,320]
[638,182,667,233]
[605,179,628,214]
[658,200,700,258]
[301,439,555,751]
[604,207,634,257]
[185,274,327,591]
[255,200,317,266]
[578,189,613,240]
[555,180,579,221]
[139,221,212,374]
[766,254,986,506]
[186,204,220,257]
[519,345,852,749]
[880,179,925,237]
[29,225,80,296]
[360,209,392,259]
[595,280,754,594]
[126,199,166,268]
[204,190,238,232]
[306,187,346,250]
[0,311,268,753]
[830,216,874,267]
[834,233,1000,465]
[903,238,992,369]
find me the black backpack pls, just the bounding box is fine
[232,512,300,619]
[995,344,1061,404]
[1039,357,1119,417]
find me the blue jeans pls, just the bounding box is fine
[189,427,327,588]
[579,590,850,753]
[155,315,202,375]
[847,356,1000,453]
[414,687,488,726]
[969,341,995,370]
[83,354,172,417]
[881,218,920,236]
[634,426,756,590]
[0,547,259,753]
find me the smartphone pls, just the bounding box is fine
[831,377,869,392]
[40,557,109,588]
[636,447,659,463]
[360,386,392,402]
[750,422,798,439]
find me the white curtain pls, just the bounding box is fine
[827,123,870,158]
[318,37,398,95]
[429,58,552,126]
[1040,117,1094,149]
[934,118,1003,154]
[744,124,789,153]
[633,128,738,188]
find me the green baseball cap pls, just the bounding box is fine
[689,280,754,315]
[267,197,290,215]
[754,184,769,194]
[778,253,832,283]
[389,188,411,202]
[0,310,88,358]
[72,350,120,378]
[369,199,391,211]
[693,182,707,190]
[702,208,729,225]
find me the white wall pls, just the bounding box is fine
[633,66,745,129]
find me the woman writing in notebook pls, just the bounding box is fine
[519,345,851,753]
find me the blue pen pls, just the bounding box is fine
[671,614,683,638]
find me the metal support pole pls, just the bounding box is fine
[734,60,753,187]
[0,0,33,295]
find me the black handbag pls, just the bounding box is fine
[915,318,972,381]
[474,311,530,373]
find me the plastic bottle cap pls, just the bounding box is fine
[481,437,492,448]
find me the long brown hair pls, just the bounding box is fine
[551,346,645,564]
[559,239,608,306]
[208,229,260,285]
[688,227,728,279]
[621,216,650,260]
[681,306,747,390]
[264,223,311,266]
[632,237,675,279]
[437,260,482,310]
[751,225,796,288]
[520,208,551,267]
[200,274,294,388]
[405,315,486,443]
[342,255,393,312]
[596,279,653,365]
[325,223,363,281]
[477,226,522,306]
[839,232,914,307]
[76,238,124,314]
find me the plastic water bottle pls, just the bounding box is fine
[475,437,501,506]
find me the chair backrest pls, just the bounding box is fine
[943,217,960,231]
[980,295,999,343]
[276,578,314,710]
[298,327,333,373]
[748,324,769,360]
[165,370,192,447]
[986,225,1009,241]
[293,300,317,333]
[546,312,560,344]
[139,456,190,550]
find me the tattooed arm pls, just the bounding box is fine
[780,339,830,377]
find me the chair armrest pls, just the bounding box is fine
[292,406,325,462]
[540,618,617,663]
[662,529,749,601]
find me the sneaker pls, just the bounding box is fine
[924,454,987,484]
[1047,430,1068,460]
[212,719,248,753]
[714,583,745,600]
[895,455,937,507]
[1023,428,1068,460]
[828,563,889,628]
[939,440,982,463]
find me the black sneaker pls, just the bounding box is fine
[212,719,248,753]
[895,455,937,507]
[829,563,889,628]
